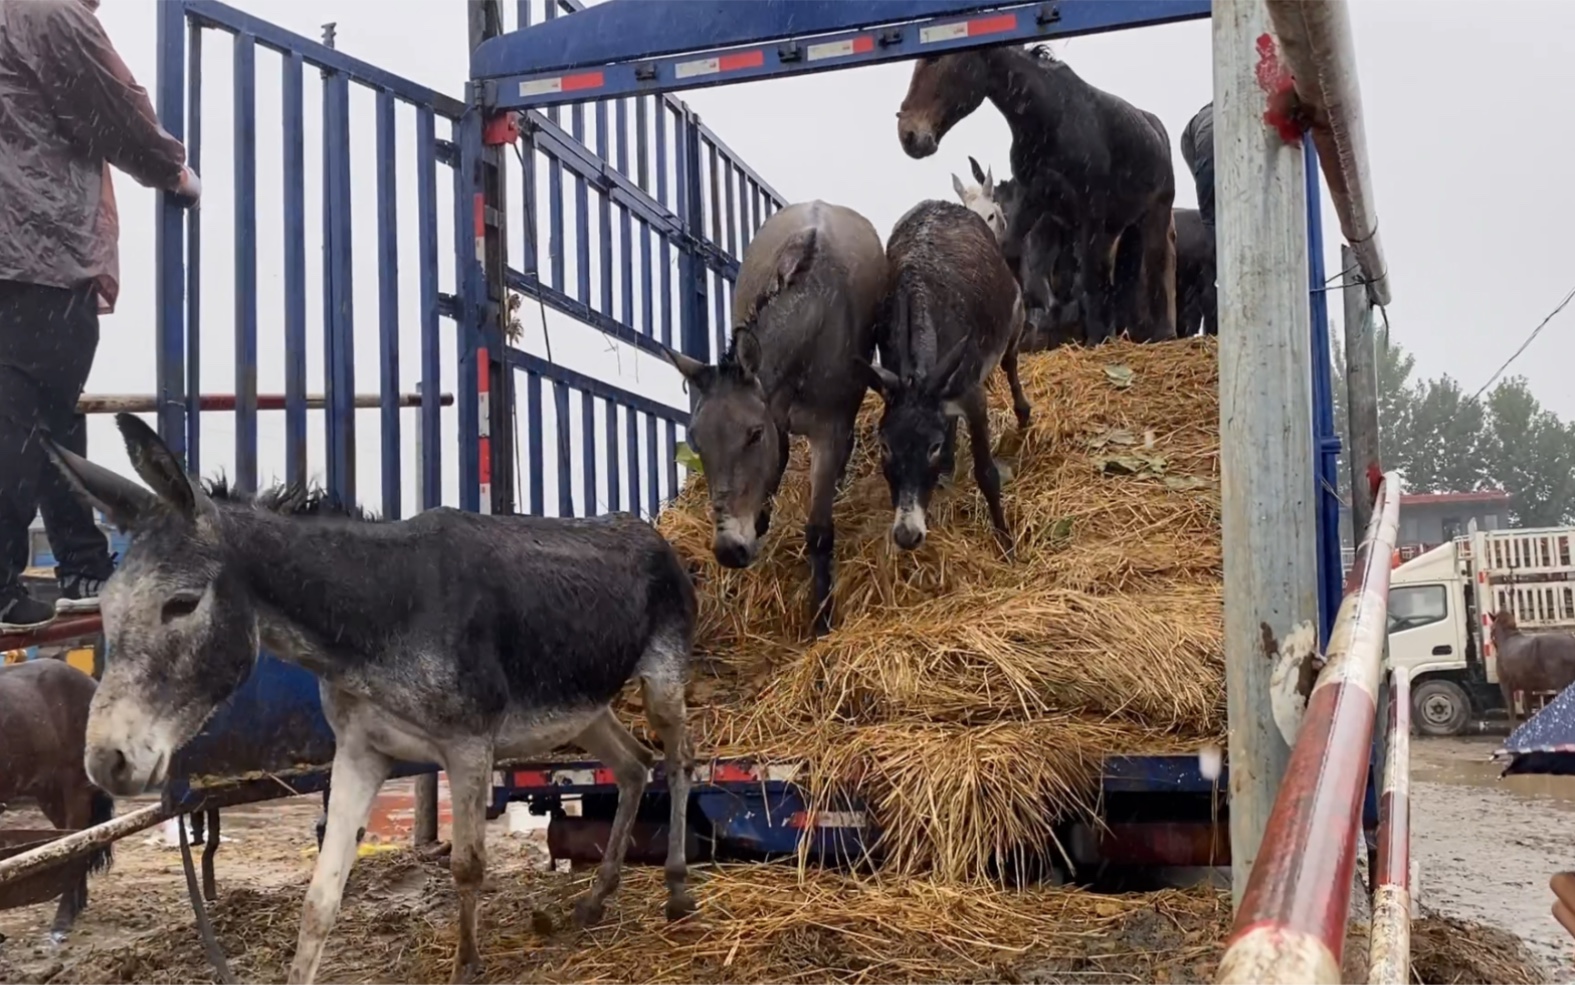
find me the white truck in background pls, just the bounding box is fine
[1388,526,1575,736]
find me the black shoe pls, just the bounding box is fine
[56,567,111,615]
[0,587,57,633]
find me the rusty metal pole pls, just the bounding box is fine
[411,379,439,846]
[1215,0,1318,910]
[1342,243,1381,540]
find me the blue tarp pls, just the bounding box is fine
[1497,683,1575,776]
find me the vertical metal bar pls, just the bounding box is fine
[452,114,482,514]
[680,114,710,360]
[581,393,598,515]
[1368,667,1412,985]
[555,381,573,516]
[232,33,258,493]
[548,150,565,291]
[1343,242,1381,554]
[527,372,544,514]
[625,409,640,520]
[154,0,188,456]
[708,139,722,248]
[515,0,531,29]
[184,22,202,473]
[707,140,725,354]
[1305,142,1341,644]
[724,160,738,260]
[605,400,620,512]
[665,419,679,501]
[416,108,442,511]
[1216,0,1316,910]
[616,100,634,330]
[572,104,591,308]
[645,414,658,518]
[324,73,356,504]
[656,106,673,348]
[376,89,402,520]
[596,101,614,318]
[636,95,650,192]
[282,53,307,488]
[741,178,756,254]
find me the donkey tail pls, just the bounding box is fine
[85,787,115,875]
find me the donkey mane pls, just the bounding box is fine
[201,474,382,522]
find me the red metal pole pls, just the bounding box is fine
[1216,472,1402,984]
[1368,667,1411,985]
[0,615,103,653]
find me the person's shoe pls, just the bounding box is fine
[55,569,111,615]
[0,586,57,633]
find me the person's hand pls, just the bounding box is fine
[1550,872,1575,939]
[168,165,201,209]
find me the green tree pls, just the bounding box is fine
[1404,376,1486,494]
[1480,377,1575,528]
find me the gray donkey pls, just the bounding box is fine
[46,413,697,985]
[861,199,1030,556]
[666,200,887,637]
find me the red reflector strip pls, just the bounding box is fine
[919,12,1018,44]
[806,35,876,62]
[675,48,765,80]
[516,70,604,98]
[787,810,868,830]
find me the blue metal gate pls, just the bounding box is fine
[150,0,782,805]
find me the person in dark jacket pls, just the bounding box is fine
[0,0,199,632]
[1178,100,1214,232]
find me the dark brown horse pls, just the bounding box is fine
[861,199,1030,556]
[898,45,1176,345]
[0,659,114,940]
[1491,611,1575,721]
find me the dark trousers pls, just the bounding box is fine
[0,279,112,591]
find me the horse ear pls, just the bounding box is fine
[115,412,216,522]
[969,155,986,185]
[951,173,968,202]
[857,358,901,399]
[733,327,763,380]
[926,336,972,400]
[42,437,159,533]
[664,346,716,393]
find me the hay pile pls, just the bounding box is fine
[638,338,1225,881]
[51,852,1553,985]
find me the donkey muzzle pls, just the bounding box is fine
[713,515,760,569]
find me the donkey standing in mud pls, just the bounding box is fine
[666,200,888,637]
[46,413,698,985]
[1491,610,1575,723]
[861,199,1030,556]
[899,45,1176,344]
[0,659,115,942]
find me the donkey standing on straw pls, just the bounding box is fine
[46,413,698,985]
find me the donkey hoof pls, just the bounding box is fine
[530,908,556,936]
[449,955,482,985]
[48,929,67,947]
[664,892,698,922]
[574,897,606,928]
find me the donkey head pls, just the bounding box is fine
[897,51,990,159]
[952,157,1006,241]
[666,329,786,569]
[47,413,259,796]
[859,337,974,551]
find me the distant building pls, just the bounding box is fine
[1339,489,1512,570]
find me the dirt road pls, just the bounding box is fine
[1412,734,1575,978]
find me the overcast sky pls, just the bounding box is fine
[79,0,1575,518]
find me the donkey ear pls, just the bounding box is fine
[114,412,215,522]
[733,327,764,380]
[926,336,973,399]
[969,155,987,186]
[857,358,901,399]
[951,173,968,202]
[42,438,159,533]
[983,166,995,196]
[663,346,716,393]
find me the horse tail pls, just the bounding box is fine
[85,787,115,875]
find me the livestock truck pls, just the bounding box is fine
[1390,526,1575,735]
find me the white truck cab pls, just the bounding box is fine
[1388,526,1575,735]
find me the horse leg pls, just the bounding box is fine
[639,643,697,921]
[962,389,1012,558]
[571,710,651,928]
[806,427,856,638]
[1140,203,1178,341]
[287,737,391,985]
[440,742,496,985]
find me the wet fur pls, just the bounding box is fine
[0,660,115,939]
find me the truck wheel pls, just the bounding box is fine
[1412,679,1471,737]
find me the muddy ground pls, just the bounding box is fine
[0,739,1565,983]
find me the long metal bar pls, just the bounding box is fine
[154,0,189,458]
[1216,0,1317,908]
[323,71,357,504]
[1217,473,1403,985]
[184,21,203,473]
[1368,667,1412,985]
[416,107,444,513]
[233,31,259,492]
[77,393,454,414]
[1343,242,1382,544]
[282,52,308,488]
[376,89,403,519]
[1305,142,1342,644]
[502,347,687,425]
[0,615,105,652]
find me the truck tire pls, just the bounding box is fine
[1412,679,1471,737]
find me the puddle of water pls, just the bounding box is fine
[1413,735,1575,814]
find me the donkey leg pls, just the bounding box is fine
[572,709,650,927]
[962,391,1013,558]
[45,790,85,941]
[1141,204,1178,341]
[442,744,494,984]
[1000,337,1032,431]
[288,739,390,985]
[639,638,696,921]
[806,429,855,638]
